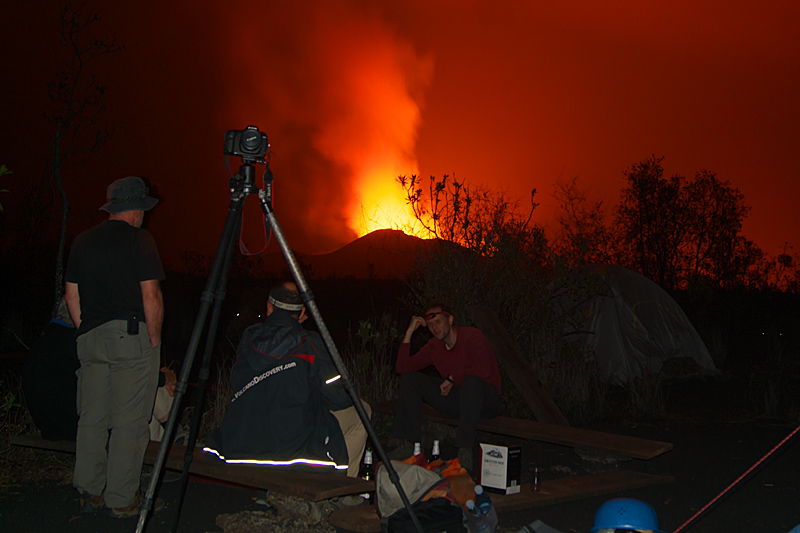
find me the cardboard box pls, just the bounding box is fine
[476,442,522,495]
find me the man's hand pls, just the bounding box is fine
[440,375,454,396]
[160,367,177,396]
[403,316,426,343]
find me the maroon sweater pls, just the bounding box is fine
[396,326,501,394]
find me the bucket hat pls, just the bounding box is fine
[100,176,159,213]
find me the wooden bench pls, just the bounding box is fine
[328,469,674,532]
[9,434,373,501]
[373,400,672,460]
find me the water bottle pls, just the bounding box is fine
[463,487,499,532]
[474,485,492,515]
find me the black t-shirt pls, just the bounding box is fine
[65,219,165,334]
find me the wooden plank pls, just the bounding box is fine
[10,434,373,501]
[9,434,77,453]
[373,401,672,460]
[328,505,381,533]
[468,305,570,426]
[328,470,674,532]
[489,470,674,512]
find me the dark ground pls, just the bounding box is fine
[510,376,800,533]
[2,375,800,533]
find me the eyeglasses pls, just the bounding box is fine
[424,311,450,321]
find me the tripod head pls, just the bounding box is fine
[230,163,260,197]
[230,161,275,211]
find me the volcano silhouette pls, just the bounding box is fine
[259,229,443,280]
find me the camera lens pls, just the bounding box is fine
[241,129,262,153]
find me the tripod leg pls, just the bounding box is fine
[168,207,241,532]
[257,191,425,533]
[136,190,247,533]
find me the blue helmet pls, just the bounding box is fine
[590,498,665,532]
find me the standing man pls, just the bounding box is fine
[203,281,371,479]
[393,301,502,473]
[65,176,165,518]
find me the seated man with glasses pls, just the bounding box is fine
[391,301,502,475]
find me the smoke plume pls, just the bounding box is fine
[219,1,433,252]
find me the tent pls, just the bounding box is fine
[550,264,717,384]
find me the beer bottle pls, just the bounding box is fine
[360,447,373,504]
[432,439,441,461]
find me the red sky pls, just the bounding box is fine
[2,1,799,270]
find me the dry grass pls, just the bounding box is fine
[197,348,235,441]
[0,370,75,490]
[341,313,400,407]
[0,445,74,489]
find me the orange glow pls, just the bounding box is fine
[350,164,427,238]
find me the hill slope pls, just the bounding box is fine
[261,229,436,279]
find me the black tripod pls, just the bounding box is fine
[136,160,423,533]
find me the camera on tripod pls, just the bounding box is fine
[224,125,269,163]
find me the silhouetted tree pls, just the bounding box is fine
[44,4,120,313]
[682,170,749,286]
[398,173,545,261]
[614,156,688,288]
[551,177,615,266]
[398,173,548,308]
[742,243,799,292]
[773,246,799,293]
[613,156,765,290]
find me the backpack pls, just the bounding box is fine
[376,460,466,533]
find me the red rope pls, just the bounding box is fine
[672,422,800,533]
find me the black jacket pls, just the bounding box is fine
[203,311,351,473]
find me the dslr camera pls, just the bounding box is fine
[224,125,269,163]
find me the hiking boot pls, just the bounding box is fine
[79,492,105,514]
[108,494,164,518]
[458,447,474,478]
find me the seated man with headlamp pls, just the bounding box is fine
[392,301,502,474]
[203,281,370,478]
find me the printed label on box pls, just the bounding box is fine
[478,443,522,495]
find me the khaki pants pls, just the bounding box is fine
[332,400,372,478]
[73,320,159,508]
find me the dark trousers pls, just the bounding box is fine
[393,372,501,449]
